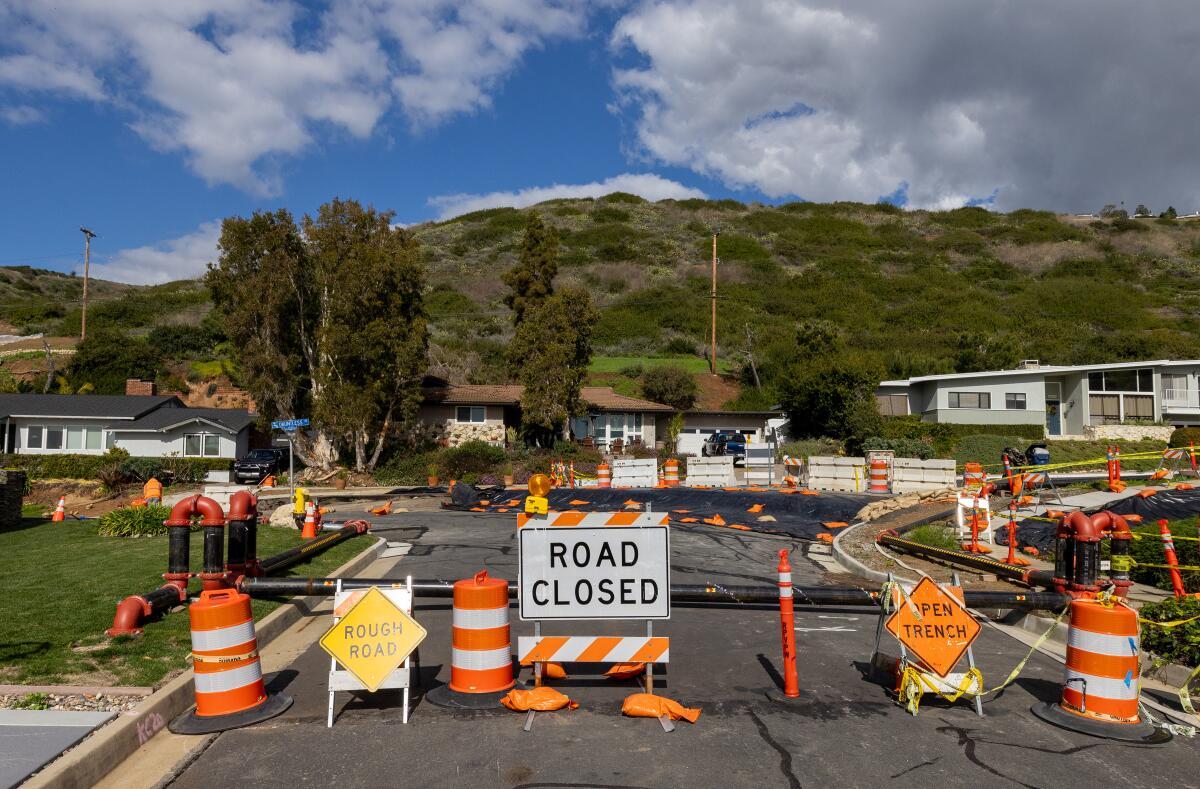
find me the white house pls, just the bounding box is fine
[0,394,254,459]
[877,359,1200,438]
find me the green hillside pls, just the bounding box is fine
[4,198,1200,408]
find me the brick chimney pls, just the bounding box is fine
[126,379,157,396]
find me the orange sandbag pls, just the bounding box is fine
[569,499,590,505]
[369,500,393,515]
[726,523,751,531]
[747,504,764,513]
[469,507,487,512]
[542,662,568,679]
[507,499,521,507]
[1125,514,1143,524]
[1022,546,1040,557]
[501,687,578,712]
[679,517,698,523]
[822,521,849,529]
[1137,488,1157,498]
[1109,481,1127,493]
[497,507,509,512]
[624,499,642,508]
[605,662,646,679]
[703,514,726,526]
[800,489,819,496]
[1045,510,1065,520]
[479,499,490,506]
[816,533,834,543]
[1176,483,1195,491]
[621,693,701,723]
[672,509,691,514]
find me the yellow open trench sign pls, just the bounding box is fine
[319,586,427,692]
[884,577,981,678]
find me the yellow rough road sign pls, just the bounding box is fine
[319,586,427,692]
[884,577,981,678]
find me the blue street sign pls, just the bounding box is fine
[271,418,311,431]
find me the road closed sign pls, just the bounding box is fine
[519,517,670,621]
[884,577,981,677]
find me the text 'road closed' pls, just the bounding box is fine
[519,526,670,620]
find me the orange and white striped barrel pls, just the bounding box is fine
[963,462,985,489]
[664,459,680,487]
[188,589,268,717]
[597,463,611,488]
[1059,599,1141,723]
[449,571,514,695]
[868,459,889,493]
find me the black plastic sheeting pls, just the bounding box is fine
[996,488,1200,555]
[445,484,873,542]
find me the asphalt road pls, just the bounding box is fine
[169,512,1195,788]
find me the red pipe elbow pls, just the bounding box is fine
[165,494,227,527]
[227,490,257,521]
[106,595,150,636]
[1064,511,1099,542]
[1092,510,1132,539]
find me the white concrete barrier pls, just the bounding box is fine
[804,456,865,492]
[890,458,956,493]
[742,446,775,487]
[611,457,658,488]
[686,456,736,487]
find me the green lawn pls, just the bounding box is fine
[589,355,732,374]
[0,515,368,687]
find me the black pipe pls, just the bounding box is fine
[167,525,190,577]
[227,517,249,571]
[202,525,224,578]
[144,584,185,615]
[239,576,1070,610]
[878,532,1056,588]
[257,522,368,576]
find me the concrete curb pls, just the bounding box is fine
[22,535,385,789]
[830,505,951,586]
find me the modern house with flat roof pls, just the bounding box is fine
[0,393,254,458]
[877,359,1200,438]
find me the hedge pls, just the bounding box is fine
[879,416,1044,456]
[1139,596,1200,667]
[1,453,230,483]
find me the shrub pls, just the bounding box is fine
[861,436,933,459]
[148,324,216,359]
[661,337,696,355]
[438,441,506,479]
[96,504,172,537]
[777,438,844,460]
[0,453,228,483]
[619,363,644,378]
[373,450,441,486]
[951,434,1037,467]
[96,462,126,493]
[592,206,631,223]
[641,365,698,410]
[906,523,961,551]
[1139,596,1200,667]
[600,192,647,204]
[1127,518,1200,593]
[1170,427,1200,448]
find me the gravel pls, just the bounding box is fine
[0,692,144,713]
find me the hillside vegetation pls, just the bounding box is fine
[4,198,1200,410]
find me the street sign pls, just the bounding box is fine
[318,586,427,692]
[271,418,310,431]
[884,577,981,677]
[518,524,670,621]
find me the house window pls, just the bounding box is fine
[1005,393,1027,410]
[85,429,101,450]
[106,432,116,449]
[27,426,42,449]
[1125,395,1154,419]
[45,427,62,450]
[1088,369,1153,392]
[66,427,84,450]
[876,394,908,416]
[455,406,485,424]
[948,392,990,409]
[185,433,223,457]
[1089,394,1121,425]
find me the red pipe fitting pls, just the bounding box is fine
[165,494,226,527]
[227,490,257,521]
[106,595,151,636]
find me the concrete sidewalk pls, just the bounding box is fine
[0,710,114,789]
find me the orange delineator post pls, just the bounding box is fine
[51,496,66,522]
[1158,519,1187,598]
[961,498,990,553]
[1002,503,1030,566]
[776,549,800,698]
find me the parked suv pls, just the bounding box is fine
[233,448,287,484]
[702,432,747,461]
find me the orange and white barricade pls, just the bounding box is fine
[427,570,515,708]
[781,455,801,487]
[1032,597,1170,743]
[663,459,680,487]
[597,463,611,488]
[518,636,668,665]
[868,459,889,493]
[170,589,292,733]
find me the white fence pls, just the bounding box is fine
[611,457,658,488]
[685,456,736,487]
[805,456,864,492]
[804,456,955,493]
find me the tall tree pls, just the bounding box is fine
[509,288,598,446]
[207,201,428,473]
[502,213,558,327]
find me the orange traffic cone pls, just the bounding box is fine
[301,501,318,539]
[261,475,276,489]
[51,496,66,522]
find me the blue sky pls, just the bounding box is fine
[1,1,1197,284]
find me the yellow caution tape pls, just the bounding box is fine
[898,664,983,716]
[1179,664,1200,716]
[1138,613,1200,629]
[1131,560,1200,572]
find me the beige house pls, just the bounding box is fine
[418,378,672,448]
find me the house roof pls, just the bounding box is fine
[879,359,1200,387]
[683,409,783,416]
[0,394,182,420]
[422,384,673,412]
[114,407,255,434]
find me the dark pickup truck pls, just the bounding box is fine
[702,432,747,461]
[233,448,287,484]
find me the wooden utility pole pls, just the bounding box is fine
[80,227,96,340]
[710,229,719,375]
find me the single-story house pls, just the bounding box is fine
[418,378,674,447]
[877,358,1200,437]
[0,393,254,459]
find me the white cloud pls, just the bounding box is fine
[0,1,587,194]
[611,0,1200,212]
[90,222,221,285]
[429,173,706,219]
[0,104,45,125]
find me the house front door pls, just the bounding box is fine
[1046,400,1061,436]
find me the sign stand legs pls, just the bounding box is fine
[646,619,673,732]
[525,621,542,732]
[951,572,984,718]
[327,578,342,728]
